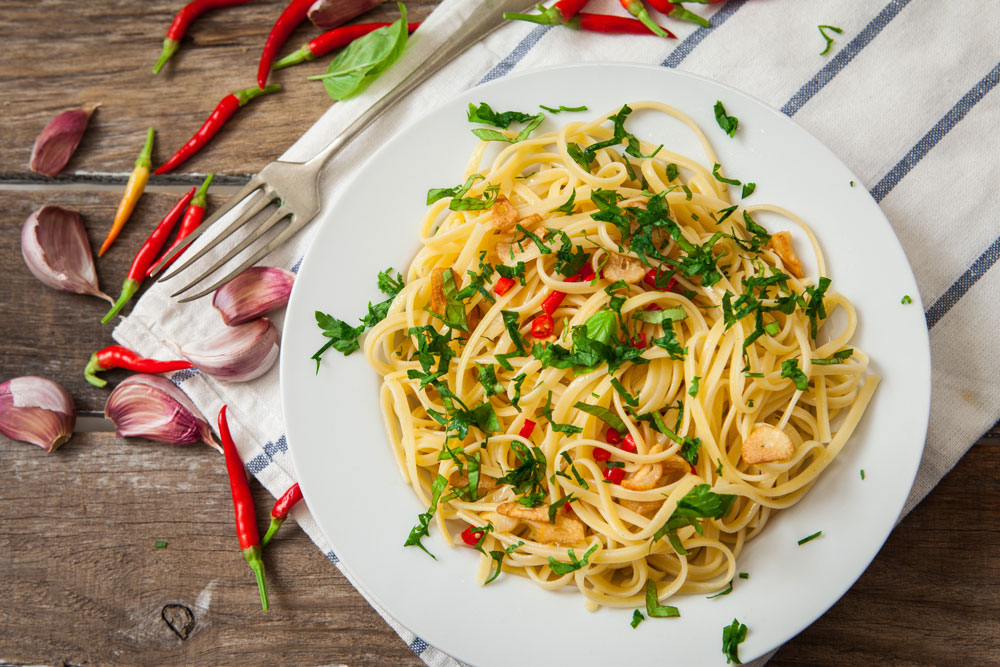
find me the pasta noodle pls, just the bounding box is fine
[363,101,878,609]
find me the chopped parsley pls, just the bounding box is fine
[427,382,500,442]
[738,572,749,579]
[780,359,809,391]
[548,543,598,575]
[467,102,536,127]
[688,376,701,397]
[860,469,866,480]
[631,609,645,629]
[901,294,912,304]
[741,182,756,198]
[404,473,448,558]
[496,440,547,507]
[540,104,588,113]
[560,451,589,490]
[572,401,627,433]
[818,24,843,56]
[155,540,167,549]
[551,188,577,214]
[653,484,737,555]
[645,580,681,618]
[425,268,469,332]
[713,100,739,138]
[812,348,853,365]
[797,530,823,545]
[706,579,733,599]
[722,618,748,664]
[542,390,583,435]
[427,173,483,205]
[712,162,741,186]
[477,364,504,397]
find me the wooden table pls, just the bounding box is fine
[1,1,997,664]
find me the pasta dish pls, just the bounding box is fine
[361,100,878,611]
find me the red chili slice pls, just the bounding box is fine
[620,434,637,453]
[519,419,536,439]
[494,276,516,296]
[631,332,647,349]
[645,303,662,311]
[461,527,484,546]
[593,446,611,462]
[531,313,554,338]
[644,267,677,292]
[604,465,626,484]
[605,427,621,445]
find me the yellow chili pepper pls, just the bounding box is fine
[99,128,155,257]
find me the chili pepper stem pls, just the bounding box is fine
[84,353,107,388]
[261,517,284,546]
[503,7,561,25]
[153,38,180,74]
[622,0,670,37]
[235,84,282,105]
[273,45,314,70]
[244,545,269,610]
[101,278,141,324]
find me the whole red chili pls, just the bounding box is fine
[153,0,255,74]
[531,313,555,338]
[273,21,422,70]
[461,526,485,546]
[493,276,516,296]
[645,0,712,27]
[258,0,314,89]
[261,482,303,546]
[154,85,280,175]
[84,345,194,387]
[147,173,215,276]
[101,187,196,323]
[218,405,269,611]
[518,419,536,439]
[503,0,590,25]
[618,0,671,37]
[569,12,676,36]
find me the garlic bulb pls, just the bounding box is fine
[213,266,295,326]
[30,105,98,177]
[0,376,76,453]
[21,205,113,303]
[105,374,219,451]
[181,318,279,382]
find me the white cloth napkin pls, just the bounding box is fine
[114,0,1000,664]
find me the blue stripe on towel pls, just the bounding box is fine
[478,25,552,84]
[925,235,1000,330]
[409,637,429,655]
[782,0,912,117]
[263,433,288,460]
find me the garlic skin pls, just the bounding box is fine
[0,376,76,453]
[21,206,113,303]
[181,318,279,382]
[30,105,98,177]
[213,266,295,326]
[105,374,220,451]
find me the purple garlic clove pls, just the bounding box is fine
[213,266,295,326]
[308,0,385,29]
[21,205,113,303]
[0,376,76,453]
[181,318,279,383]
[105,374,219,451]
[30,105,98,177]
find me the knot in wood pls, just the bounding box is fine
[161,603,196,640]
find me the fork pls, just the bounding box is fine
[153,0,538,301]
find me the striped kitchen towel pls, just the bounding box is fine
[115,0,1000,664]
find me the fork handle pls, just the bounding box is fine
[301,0,534,170]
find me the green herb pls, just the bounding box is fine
[860,469,866,480]
[681,184,693,200]
[496,261,527,285]
[797,530,823,545]
[426,268,469,332]
[534,311,647,375]
[514,223,553,254]
[738,572,749,579]
[428,381,500,442]
[467,102,537,128]
[450,184,500,211]
[547,493,577,523]
[803,277,832,337]
[406,325,455,387]
[716,205,738,225]
[712,162,741,186]
[666,163,679,182]
[688,376,701,397]
[645,580,681,618]
[404,473,448,558]
[679,437,701,467]
[812,348,853,365]
[707,579,733,599]
[477,364,504,397]
[740,211,771,251]
[511,373,527,412]
[572,401,627,434]
[633,306,688,325]
[713,100,739,138]
[548,228,589,276]
[311,2,408,100]
[764,321,780,336]
[741,182,756,198]
[652,329,687,360]
[722,618,748,664]
[559,451,590,490]
[542,391,583,435]
[747,399,754,407]
[552,188,577,214]
[610,377,639,407]
[472,113,545,143]
[427,174,484,205]
[155,540,167,549]
[901,294,912,304]
[548,543,598,575]
[818,24,843,55]
[540,104,588,113]
[496,440,547,507]
[780,359,809,391]
[653,484,737,553]
[501,310,528,355]
[744,371,764,378]
[631,609,645,629]
[566,142,590,171]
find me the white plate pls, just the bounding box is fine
[281,63,930,666]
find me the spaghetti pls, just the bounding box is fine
[363,101,877,610]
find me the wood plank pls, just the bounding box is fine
[0,0,439,182]
[0,190,228,413]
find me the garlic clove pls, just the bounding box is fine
[213,266,295,326]
[0,376,76,453]
[308,0,385,29]
[30,105,98,177]
[105,374,219,451]
[21,205,113,303]
[181,318,279,383]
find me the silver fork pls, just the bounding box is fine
[154,0,538,301]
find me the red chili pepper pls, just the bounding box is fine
[631,332,648,349]
[620,433,638,453]
[646,0,712,27]
[519,419,536,439]
[494,276,516,296]
[644,267,677,292]
[531,313,555,338]
[261,482,303,546]
[154,85,280,175]
[273,21,422,70]
[461,526,485,546]
[571,11,675,36]
[619,0,671,37]
[84,345,194,387]
[218,405,269,610]
[593,446,611,462]
[258,0,313,89]
[153,0,255,74]
[146,173,214,277]
[604,465,626,484]
[689,463,698,476]
[504,0,591,25]
[645,303,663,311]
[605,427,621,445]
[542,263,594,315]
[101,187,196,323]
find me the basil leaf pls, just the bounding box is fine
[427,174,483,205]
[713,100,738,138]
[811,348,853,365]
[632,306,687,324]
[403,473,448,558]
[313,3,408,100]
[780,358,809,391]
[540,104,588,113]
[645,580,681,618]
[722,618,748,664]
[467,102,536,128]
[572,401,627,434]
[584,310,618,346]
[548,543,598,575]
